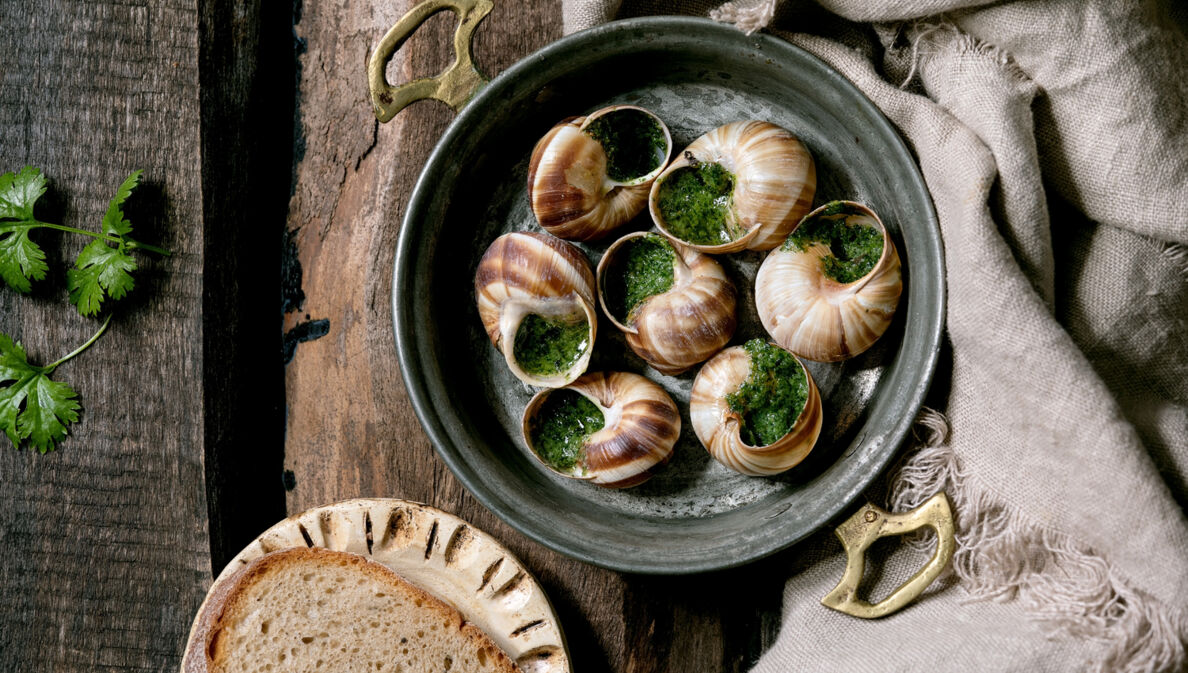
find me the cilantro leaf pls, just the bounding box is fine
[66,171,142,316]
[0,333,80,453]
[0,229,48,292]
[102,169,140,238]
[0,166,46,221]
[20,376,80,451]
[68,239,137,317]
[0,167,50,292]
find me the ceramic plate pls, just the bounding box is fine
[182,499,570,673]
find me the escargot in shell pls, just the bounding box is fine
[475,231,598,388]
[522,371,680,488]
[649,120,815,253]
[528,105,673,241]
[596,231,737,375]
[755,201,902,362]
[690,339,822,477]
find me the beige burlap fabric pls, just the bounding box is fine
[564,1,1188,671]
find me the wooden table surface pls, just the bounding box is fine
[0,2,793,671]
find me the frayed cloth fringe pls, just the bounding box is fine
[888,408,1188,673]
[888,22,1031,91]
[897,22,949,88]
[709,0,777,35]
[1160,242,1188,278]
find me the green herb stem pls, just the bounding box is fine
[45,314,112,372]
[0,221,171,256]
[124,240,171,256]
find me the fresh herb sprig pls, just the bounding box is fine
[0,316,109,453]
[0,165,166,452]
[0,166,169,316]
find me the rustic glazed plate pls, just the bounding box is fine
[393,17,944,574]
[183,499,570,673]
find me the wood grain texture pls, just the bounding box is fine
[282,2,784,671]
[0,1,210,671]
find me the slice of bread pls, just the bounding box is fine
[184,547,519,673]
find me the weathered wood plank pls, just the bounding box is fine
[282,3,785,672]
[196,0,288,574]
[0,1,210,671]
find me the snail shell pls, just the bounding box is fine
[475,231,598,387]
[528,105,673,242]
[649,120,815,253]
[522,371,680,488]
[755,201,902,362]
[596,232,737,376]
[690,344,823,476]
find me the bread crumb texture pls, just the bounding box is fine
[206,548,516,673]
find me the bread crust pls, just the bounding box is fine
[183,547,518,673]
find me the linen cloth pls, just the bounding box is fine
[563,1,1188,671]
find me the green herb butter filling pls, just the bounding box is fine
[783,204,884,284]
[656,161,737,246]
[529,389,605,471]
[603,235,677,322]
[726,339,809,447]
[582,109,667,183]
[512,313,590,377]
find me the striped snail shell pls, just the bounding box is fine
[475,232,597,388]
[522,371,680,488]
[690,343,822,477]
[528,105,673,241]
[649,120,815,253]
[755,201,902,362]
[596,232,736,376]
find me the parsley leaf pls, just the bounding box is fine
[67,171,142,317]
[0,167,50,292]
[0,333,81,453]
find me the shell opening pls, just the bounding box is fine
[579,107,670,186]
[724,340,809,448]
[524,388,605,476]
[652,159,740,246]
[782,201,885,285]
[510,312,592,379]
[599,233,678,324]
[597,232,737,374]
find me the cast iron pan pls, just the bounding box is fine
[381,7,944,574]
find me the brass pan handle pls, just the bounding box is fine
[821,491,956,619]
[367,0,493,122]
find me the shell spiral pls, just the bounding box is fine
[596,233,736,376]
[522,371,681,488]
[690,346,822,476]
[475,231,598,387]
[650,120,816,253]
[755,201,902,362]
[528,106,672,242]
